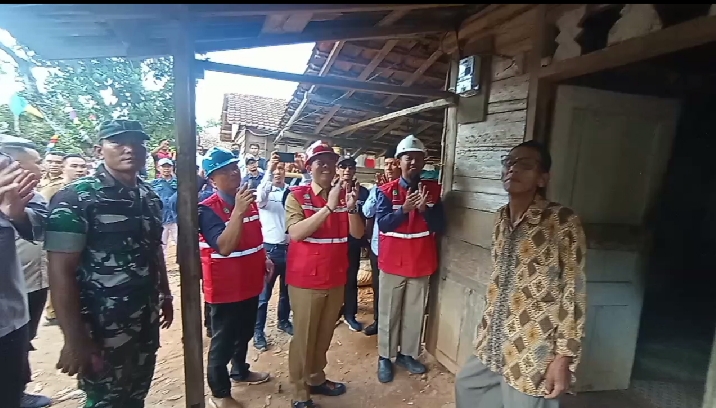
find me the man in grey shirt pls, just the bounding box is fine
[0,150,46,408]
[1,137,52,408]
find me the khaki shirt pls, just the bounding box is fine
[285,182,328,231]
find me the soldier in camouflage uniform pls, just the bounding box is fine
[44,120,174,408]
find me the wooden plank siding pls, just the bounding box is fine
[432,7,536,370]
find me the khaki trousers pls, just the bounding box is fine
[377,271,430,359]
[455,355,560,408]
[288,285,344,402]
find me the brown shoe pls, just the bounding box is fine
[209,397,244,408]
[231,371,270,385]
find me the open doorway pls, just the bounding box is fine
[551,41,716,408]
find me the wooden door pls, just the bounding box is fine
[547,85,680,391]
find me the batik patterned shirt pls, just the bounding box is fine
[474,197,587,396]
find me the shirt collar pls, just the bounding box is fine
[95,163,143,189]
[500,196,550,227]
[311,181,327,197]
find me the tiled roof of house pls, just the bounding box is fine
[222,93,289,132]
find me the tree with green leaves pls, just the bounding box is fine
[0,41,206,156]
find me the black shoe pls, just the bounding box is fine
[206,328,213,338]
[42,318,58,327]
[363,321,378,336]
[377,358,394,383]
[278,320,294,336]
[293,400,319,408]
[344,317,363,332]
[309,380,346,396]
[253,331,268,351]
[396,353,427,374]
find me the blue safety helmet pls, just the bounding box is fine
[202,147,240,177]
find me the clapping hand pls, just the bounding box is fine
[234,183,256,215]
[402,188,421,213]
[416,184,430,213]
[327,181,342,211]
[345,180,358,211]
[0,161,37,220]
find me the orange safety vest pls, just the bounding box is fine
[286,185,349,289]
[199,193,266,304]
[377,179,440,278]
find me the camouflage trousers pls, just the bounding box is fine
[80,312,160,407]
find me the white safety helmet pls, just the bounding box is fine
[395,134,426,158]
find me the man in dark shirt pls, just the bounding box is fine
[335,156,370,332]
[242,157,264,190]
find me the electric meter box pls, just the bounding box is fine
[456,55,481,97]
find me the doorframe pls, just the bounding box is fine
[526,8,716,408]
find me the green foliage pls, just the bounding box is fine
[0,42,210,155]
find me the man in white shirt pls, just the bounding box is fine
[253,154,294,351]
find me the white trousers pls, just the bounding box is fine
[161,223,178,254]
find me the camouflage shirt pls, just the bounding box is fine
[44,164,164,337]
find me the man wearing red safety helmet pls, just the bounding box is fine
[284,141,365,408]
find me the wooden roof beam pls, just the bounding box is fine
[368,48,446,141]
[279,8,408,142]
[328,98,455,137]
[197,60,456,99]
[305,93,443,124]
[539,14,716,81]
[280,130,393,151]
[6,4,466,20]
[311,9,411,135]
[195,22,452,53]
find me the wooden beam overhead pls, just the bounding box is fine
[539,14,716,81]
[311,9,411,135]
[195,22,452,53]
[306,93,443,123]
[280,130,393,151]
[1,4,467,20]
[197,60,456,99]
[191,4,468,17]
[329,98,455,137]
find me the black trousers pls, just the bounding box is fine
[368,250,380,321]
[343,243,362,319]
[204,302,211,331]
[206,296,259,398]
[25,288,48,385]
[0,324,29,408]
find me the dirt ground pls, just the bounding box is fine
[29,245,458,408]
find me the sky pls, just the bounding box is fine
[0,28,315,125]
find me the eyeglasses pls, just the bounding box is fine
[500,155,541,171]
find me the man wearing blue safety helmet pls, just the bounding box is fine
[198,146,272,408]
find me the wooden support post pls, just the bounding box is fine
[328,97,456,137]
[525,4,548,141]
[172,16,205,408]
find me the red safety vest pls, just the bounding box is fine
[286,185,349,289]
[199,192,266,304]
[377,179,440,278]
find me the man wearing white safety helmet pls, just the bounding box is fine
[373,134,446,383]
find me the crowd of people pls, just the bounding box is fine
[0,117,585,408]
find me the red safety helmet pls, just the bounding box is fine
[305,140,339,167]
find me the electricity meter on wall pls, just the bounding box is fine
[456,55,481,97]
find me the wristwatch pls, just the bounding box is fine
[348,207,359,214]
[160,294,174,302]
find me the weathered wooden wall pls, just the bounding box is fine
[427,6,536,373]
